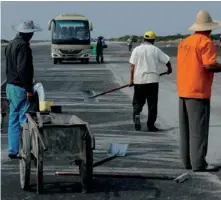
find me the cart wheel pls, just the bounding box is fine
[19,124,31,190]
[32,132,44,194]
[33,156,37,167]
[79,162,93,194]
[37,137,44,194]
[36,157,43,194]
[79,143,93,194]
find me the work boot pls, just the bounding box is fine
[193,165,221,172]
[134,115,141,131]
[185,166,192,170]
[8,153,21,159]
[147,125,159,132]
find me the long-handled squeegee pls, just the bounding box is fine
[89,71,168,99]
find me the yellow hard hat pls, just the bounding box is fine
[143,31,156,40]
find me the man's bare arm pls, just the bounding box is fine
[130,64,135,83]
[166,61,172,74]
[204,63,221,72]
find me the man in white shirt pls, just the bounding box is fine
[129,31,172,131]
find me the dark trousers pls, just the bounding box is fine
[132,83,159,128]
[179,98,210,170]
[96,50,103,63]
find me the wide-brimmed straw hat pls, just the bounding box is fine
[188,10,221,32]
[12,20,43,33]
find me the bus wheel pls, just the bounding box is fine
[85,59,89,64]
[53,58,57,64]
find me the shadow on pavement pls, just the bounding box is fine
[28,177,161,197]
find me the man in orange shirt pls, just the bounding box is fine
[176,10,221,172]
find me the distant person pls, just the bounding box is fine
[101,38,105,46]
[96,36,104,63]
[5,20,42,159]
[219,35,221,47]
[129,31,172,131]
[176,10,221,172]
[127,37,133,51]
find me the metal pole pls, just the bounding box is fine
[55,171,176,180]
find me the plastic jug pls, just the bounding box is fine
[92,45,96,55]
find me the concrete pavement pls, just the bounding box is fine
[1,43,221,200]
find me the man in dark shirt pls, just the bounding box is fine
[5,20,42,159]
[96,36,104,63]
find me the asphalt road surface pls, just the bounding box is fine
[1,43,221,200]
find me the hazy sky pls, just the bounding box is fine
[1,1,221,40]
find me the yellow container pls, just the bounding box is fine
[39,101,54,112]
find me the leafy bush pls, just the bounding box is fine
[109,34,221,42]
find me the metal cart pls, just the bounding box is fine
[19,112,95,194]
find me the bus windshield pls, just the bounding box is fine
[52,20,90,44]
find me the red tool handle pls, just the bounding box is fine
[89,84,129,98]
[89,71,168,98]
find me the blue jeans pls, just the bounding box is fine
[6,84,30,154]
